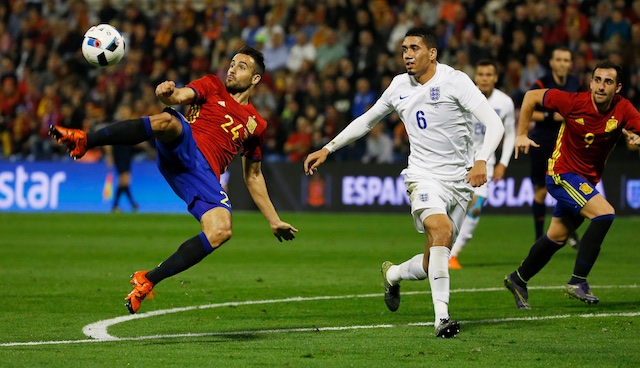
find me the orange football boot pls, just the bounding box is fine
[49,125,88,159]
[125,271,156,314]
[448,256,462,270]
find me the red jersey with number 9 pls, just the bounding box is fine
[185,75,266,179]
[543,89,640,183]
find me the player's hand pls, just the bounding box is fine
[303,148,330,176]
[466,160,487,187]
[514,134,539,159]
[271,221,298,242]
[492,163,506,183]
[155,81,176,98]
[622,129,640,146]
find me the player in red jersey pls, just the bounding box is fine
[50,45,298,314]
[503,61,640,309]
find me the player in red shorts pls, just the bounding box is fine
[504,61,640,309]
[51,45,298,314]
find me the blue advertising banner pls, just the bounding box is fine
[1,160,638,215]
[0,162,184,213]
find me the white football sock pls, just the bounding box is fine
[451,216,479,257]
[386,253,427,284]
[429,246,451,323]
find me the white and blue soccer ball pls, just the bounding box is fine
[82,24,126,67]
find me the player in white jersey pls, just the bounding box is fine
[449,60,516,269]
[303,27,504,338]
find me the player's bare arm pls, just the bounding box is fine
[515,89,547,158]
[242,157,298,242]
[155,81,196,106]
[304,147,331,176]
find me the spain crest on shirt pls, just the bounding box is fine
[247,116,257,134]
[605,116,618,133]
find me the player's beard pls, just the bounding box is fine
[226,80,251,94]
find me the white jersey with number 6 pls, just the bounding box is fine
[365,63,486,180]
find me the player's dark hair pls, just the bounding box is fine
[404,26,439,50]
[237,45,265,76]
[476,59,498,72]
[593,60,623,84]
[551,46,573,60]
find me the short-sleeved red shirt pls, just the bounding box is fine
[185,75,266,178]
[543,89,640,183]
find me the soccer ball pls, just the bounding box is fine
[82,24,126,67]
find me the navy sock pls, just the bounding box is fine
[146,233,215,285]
[113,187,123,207]
[517,235,563,282]
[86,117,152,147]
[532,201,546,240]
[122,186,135,206]
[569,214,614,284]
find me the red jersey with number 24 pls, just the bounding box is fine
[185,75,266,179]
[543,89,640,184]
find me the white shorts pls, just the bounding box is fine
[403,171,473,238]
[473,161,494,198]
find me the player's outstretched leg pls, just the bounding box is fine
[381,261,400,311]
[125,271,156,314]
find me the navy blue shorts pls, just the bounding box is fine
[156,108,231,221]
[546,173,598,228]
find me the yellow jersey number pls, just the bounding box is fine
[221,114,243,141]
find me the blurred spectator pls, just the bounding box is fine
[519,53,546,97]
[362,123,393,164]
[283,115,312,162]
[263,29,289,73]
[602,7,631,42]
[315,27,348,73]
[241,13,261,47]
[351,29,381,79]
[351,77,375,120]
[286,30,315,73]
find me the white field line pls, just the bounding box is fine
[0,284,637,347]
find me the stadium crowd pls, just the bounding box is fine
[1,0,640,163]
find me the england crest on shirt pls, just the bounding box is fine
[430,87,440,101]
[626,179,640,209]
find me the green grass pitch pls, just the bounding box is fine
[0,212,638,367]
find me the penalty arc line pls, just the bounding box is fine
[0,284,637,347]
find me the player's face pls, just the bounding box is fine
[474,65,498,96]
[401,36,436,80]
[226,54,259,93]
[549,50,572,78]
[590,68,621,105]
